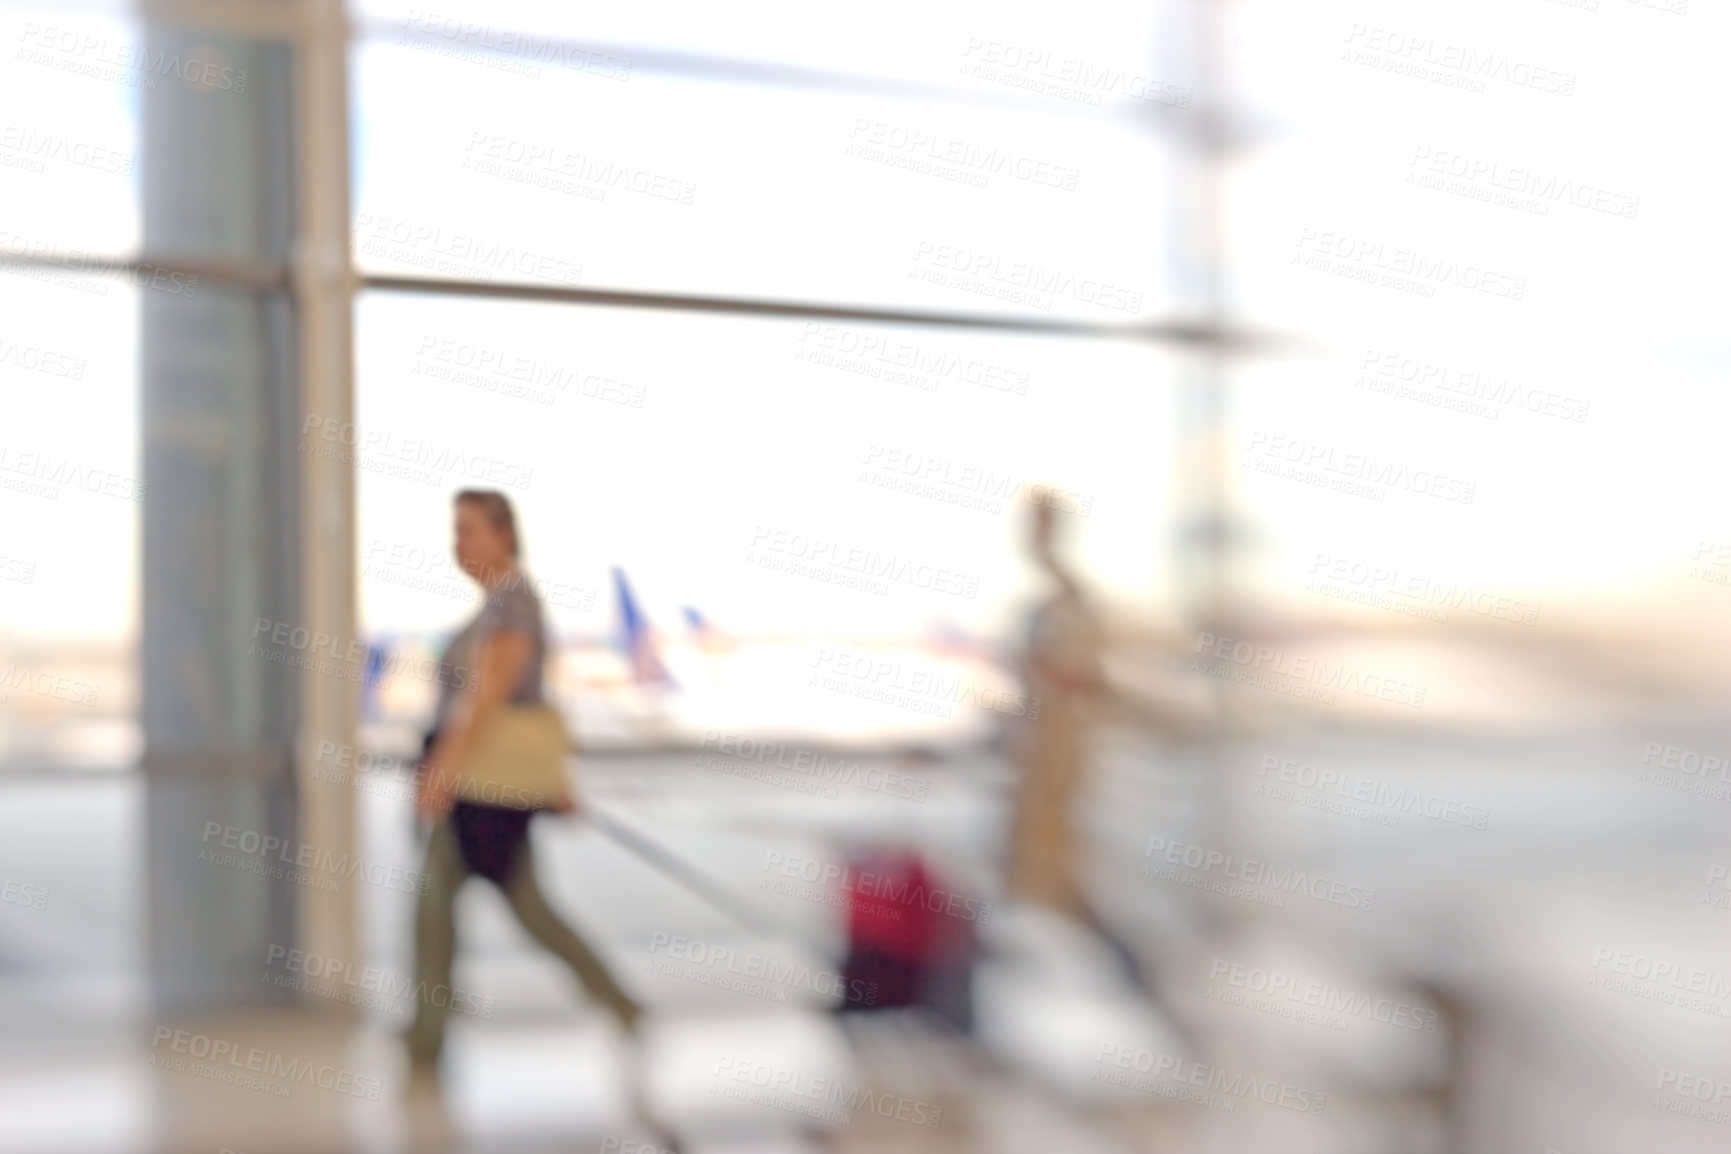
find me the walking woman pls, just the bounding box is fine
[405,489,641,1073]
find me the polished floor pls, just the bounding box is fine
[3,694,1729,1152]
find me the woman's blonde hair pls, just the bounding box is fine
[454,489,520,557]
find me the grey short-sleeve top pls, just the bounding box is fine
[432,577,547,732]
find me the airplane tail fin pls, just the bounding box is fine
[613,566,675,687]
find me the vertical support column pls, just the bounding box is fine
[1158,0,1231,642]
[292,0,359,1007]
[1158,0,1240,937]
[139,0,357,1014]
[139,22,301,1013]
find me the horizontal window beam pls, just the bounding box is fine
[0,249,1295,351]
[360,273,1294,352]
[0,249,289,293]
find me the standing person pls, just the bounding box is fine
[1006,491,1111,917]
[405,490,642,1074]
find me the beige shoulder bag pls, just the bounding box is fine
[450,702,575,811]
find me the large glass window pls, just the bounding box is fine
[0,6,143,773]
[348,4,1191,749]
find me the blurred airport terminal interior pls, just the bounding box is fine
[2,1,1729,1152]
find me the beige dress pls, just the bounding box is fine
[1008,587,1105,914]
